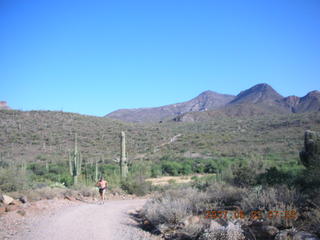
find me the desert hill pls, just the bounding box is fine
[106,83,320,123]
[106,91,235,122]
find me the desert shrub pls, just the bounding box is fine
[48,163,66,175]
[121,176,152,196]
[99,164,119,177]
[192,174,217,191]
[24,187,67,201]
[200,221,245,240]
[59,174,73,187]
[156,158,223,177]
[310,189,320,207]
[141,187,209,231]
[144,195,192,227]
[299,207,320,236]
[161,161,183,176]
[232,163,258,187]
[180,162,193,175]
[240,185,301,228]
[78,186,97,197]
[257,167,299,186]
[24,190,43,201]
[28,163,47,176]
[206,183,246,207]
[203,161,217,174]
[120,161,153,196]
[297,130,320,194]
[240,185,300,212]
[0,159,9,168]
[0,168,28,192]
[63,188,79,198]
[151,164,162,178]
[294,169,320,197]
[35,187,59,199]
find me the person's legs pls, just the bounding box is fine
[99,189,103,202]
[102,189,105,203]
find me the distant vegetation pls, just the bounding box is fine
[0,110,319,194]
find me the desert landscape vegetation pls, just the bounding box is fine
[1,0,320,239]
[1,83,320,239]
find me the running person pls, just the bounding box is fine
[96,177,108,203]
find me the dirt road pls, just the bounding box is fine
[11,199,158,240]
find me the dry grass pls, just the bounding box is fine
[145,174,211,186]
[139,183,319,239]
[298,207,320,236]
[200,221,245,240]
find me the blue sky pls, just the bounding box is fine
[1,0,319,116]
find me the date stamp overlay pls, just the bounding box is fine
[204,210,298,220]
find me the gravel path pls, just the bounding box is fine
[11,199,159,240]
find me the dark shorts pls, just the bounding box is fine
[99,187,106,194]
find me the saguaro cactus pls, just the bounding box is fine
[120,131,128,179]
[300,130,320,169]
[95,158,99,182]
[300,130,320,184]
[69,133,82,185]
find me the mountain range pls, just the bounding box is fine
[106,83,320,122]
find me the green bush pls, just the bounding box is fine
[0,168,28,192]
[161,161,182,176]
[257,167,299,186]
[121,176,152,196]
[151,164,162,178]
[28,163,47,176]
[192,174,217,191]
[232,163,258,187]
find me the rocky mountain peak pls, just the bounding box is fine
[229,83,283,105]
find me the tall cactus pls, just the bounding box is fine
[95,158,99,182]
[120,131,128,179]
[69,133,82,185]
[300,130,320,184]
[300,130,320,169]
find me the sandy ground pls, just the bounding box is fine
[1,199,160,240]
[146,174,214,185]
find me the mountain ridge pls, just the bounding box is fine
[106,83,320,123]
[106,90,235,122]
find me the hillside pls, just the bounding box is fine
[106,84,320,123]
[1,109,320,169]
[164,112,320,160]
[106,91,235,123]
[292,90,320,113]
[0,110,172,165]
